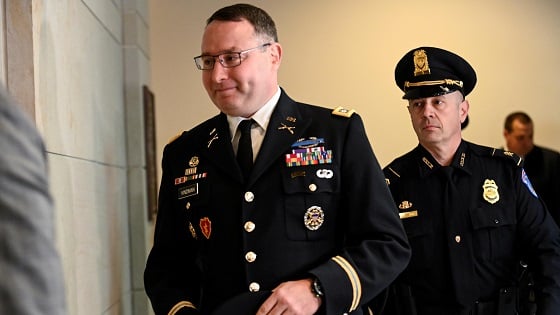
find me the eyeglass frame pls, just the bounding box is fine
[194,43,272,70]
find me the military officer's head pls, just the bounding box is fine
[195,4,283,118]
[394,47,477,148]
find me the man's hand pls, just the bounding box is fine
[256,279,322,315]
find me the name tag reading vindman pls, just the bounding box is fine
[178,183,198,199]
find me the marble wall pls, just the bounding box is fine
[32,0,151,314]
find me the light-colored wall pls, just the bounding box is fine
[151,0,560,169]
[32,0,151,314]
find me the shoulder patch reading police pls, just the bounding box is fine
[521,169,539,198]
[332,106,355,118]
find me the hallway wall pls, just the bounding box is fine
[32,0,151,314]
[151,0,560,169]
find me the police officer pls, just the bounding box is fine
[379,47,560,315]
[143,4,410,315]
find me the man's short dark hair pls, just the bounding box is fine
[504,111,533,132]
[207,3,278,43]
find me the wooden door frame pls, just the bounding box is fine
[2,0,35,121]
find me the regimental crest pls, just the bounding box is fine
[482,179,500,204]
[413,49,431,76]
[189,156,199,167]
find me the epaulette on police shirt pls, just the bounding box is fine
[384,166,401,186]
[383,155,414,187]
[331,106,355,118]
[488,147,524,167]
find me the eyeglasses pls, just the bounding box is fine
[194,43,272,70]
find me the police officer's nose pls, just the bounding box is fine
[421,103,436,117]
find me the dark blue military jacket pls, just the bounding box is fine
[144,90,411,315]
[382,140,560,314]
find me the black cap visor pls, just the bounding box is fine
[402,84,463,100]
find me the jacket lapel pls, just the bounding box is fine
[249,92,311,186]
[200,114,243,182]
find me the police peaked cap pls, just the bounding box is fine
[395,46,477,100]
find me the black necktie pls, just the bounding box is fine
[237,119,254,180]
[441,166,476,307]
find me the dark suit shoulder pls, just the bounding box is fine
[534,145,560,159]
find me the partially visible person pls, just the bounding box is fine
[503,111,560,225]
[0,87,67,314]
[144,3,410,315]
[376,47,560,315]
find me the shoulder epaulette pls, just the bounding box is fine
[168,131,185,144]
[383,166,401,186]
[332,106,355,118]
[490,147,523,167]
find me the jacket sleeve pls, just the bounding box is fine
[309,114,411,314]
[515,168,560,315]
[0,90,67,315]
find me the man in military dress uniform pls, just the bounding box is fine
[144,4,410,315]
[378,47,560,315]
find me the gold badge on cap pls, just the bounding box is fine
[413,49,431,76]
[304,206,325,231]
[482,179,500,204]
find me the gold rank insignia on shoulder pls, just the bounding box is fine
[482,179,500,204]
[332,106,355,118]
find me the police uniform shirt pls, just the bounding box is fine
[144,89,411,315]
[383,140,560,313]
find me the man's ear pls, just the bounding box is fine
[460,99,470,122]
[270,42,282,66]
